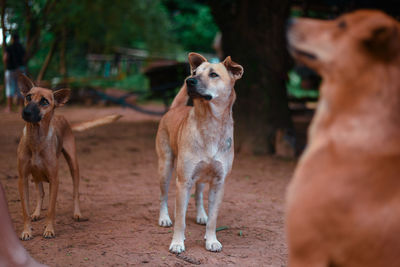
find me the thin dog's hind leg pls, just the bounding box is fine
[62,135,82,221]
[31,182,44,221]
[195,183,207,225]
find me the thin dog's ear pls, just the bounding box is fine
[223,56,244,80]
[53,89,70,107]
[363,23,400,60]
[18,74,35,96]
[188,52,207,71]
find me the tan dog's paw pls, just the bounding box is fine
[20,229,33,241]
[43,226,55,239]
[159,215,173,227]
[31,213,41,221]
[196,214,208,225]
[169,241,185,254]
[73,213,88,222]
[205,239,222,252]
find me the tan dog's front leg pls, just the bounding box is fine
[195,183,208,225]
[205,181,225,252]
[31,182,44,221]
[158,152,173,227]
[18,173,32,241]
[43,178,58,238]
[169,180,191,253]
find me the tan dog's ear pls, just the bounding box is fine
[18,74,35,96]
[363,23,400,60]
[53,89,70,107]
[223,56,244,80]
[188,52,207,71]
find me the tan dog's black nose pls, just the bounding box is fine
[186,78,197,86]
[22,103,41,123]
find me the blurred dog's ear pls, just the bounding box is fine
[18,74,35,96]
[53,89,70,107]
[223,56,244,80]
[363,23,400,61]
[188,52,207,72]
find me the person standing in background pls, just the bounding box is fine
[3,33,26,113]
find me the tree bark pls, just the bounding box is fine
[1,0,6,54]
[59,26,67,82]
[37,38,57,82]
[209,0,293,154]
[1,0,7,102]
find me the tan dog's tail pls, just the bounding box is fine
[170,83,189,109]
[72,114,122,132]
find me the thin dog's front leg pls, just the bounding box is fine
[205,181,225,252]
[43,178,59,238]
[169,179,191,253]
[195,183,208,225]
[18,172,32,240]
[31,182,44,221]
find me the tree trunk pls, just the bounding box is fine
[59,26,67,82]
[1,0,6,54]
[1,0,7,102]
[37,38,57,82]
[209,0,293,155]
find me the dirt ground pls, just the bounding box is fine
[0,105,296,266]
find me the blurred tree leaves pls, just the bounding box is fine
[2,0,217,80]
[163,0,218,53]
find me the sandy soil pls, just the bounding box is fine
[0,105,296,266]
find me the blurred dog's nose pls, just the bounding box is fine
[23,109,31,117]
[186,78,198,86]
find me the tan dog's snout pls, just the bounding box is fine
[186,77,212,100]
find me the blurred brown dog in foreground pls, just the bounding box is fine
[156,53,243,253]
[286,10,400,267]
[17,75,120,240]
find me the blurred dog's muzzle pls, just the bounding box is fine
[22,103,42,123]
[287,22,318,61]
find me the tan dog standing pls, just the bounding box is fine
[17,75,120,240]
[286,10,400,266]
[156,53,243,253]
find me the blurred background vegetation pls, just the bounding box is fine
[1,0,218,92]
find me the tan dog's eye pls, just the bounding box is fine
[338,20,347,29]
[209,72,219,78]
[192,70,196,76]
[26,94,32,101]
[40,97,49,106]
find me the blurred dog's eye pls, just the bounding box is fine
[338,20,347,29]
[26,94,32,101]
[209,72,219,78]
[192,70,196,76]
[40,97,49,106]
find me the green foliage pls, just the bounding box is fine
[1,0,218,93]
[163,0,219,53]
[286,70,319,99]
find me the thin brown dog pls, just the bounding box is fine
[156,53,243,253]
[17,74,120,240]
[286,10,400,267]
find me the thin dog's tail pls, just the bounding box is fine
[170,83,190,109]
[71,114,122,132]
